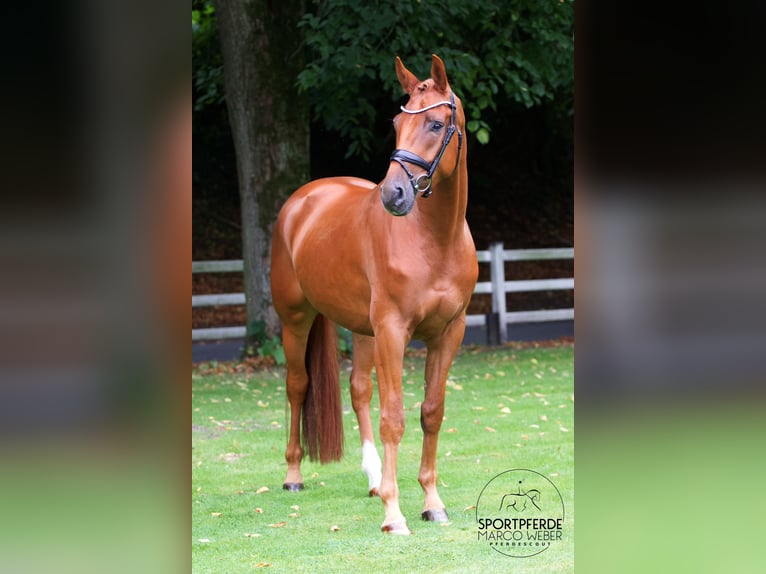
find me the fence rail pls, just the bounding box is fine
[192,243,573,343]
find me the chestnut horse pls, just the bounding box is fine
[270,55,478,535]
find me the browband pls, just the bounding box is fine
[399,100,453,114]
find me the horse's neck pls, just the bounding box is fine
[417,167,468,247]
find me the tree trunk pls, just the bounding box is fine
[215,0,309,342]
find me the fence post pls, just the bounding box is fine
[489,242,508,344]
[485,312,500,346]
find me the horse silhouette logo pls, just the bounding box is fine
[498,480,542,513]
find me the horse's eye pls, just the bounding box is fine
[431,121,444,132]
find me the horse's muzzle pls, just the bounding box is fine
[380,180,415,216]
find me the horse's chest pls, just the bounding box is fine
[407,265,473,323]
[426,279,469,317]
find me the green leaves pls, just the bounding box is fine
[192,0,223,112]
[297,0,573,159]
[192,0,573,157]
[467,119,491,144]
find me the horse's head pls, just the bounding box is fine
[380,54,464,216]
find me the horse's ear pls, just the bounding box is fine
[395,56,420,94]
[430,54,449,93]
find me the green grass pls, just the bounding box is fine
[192,344,574,573]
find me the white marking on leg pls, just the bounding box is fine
[361,440,382,491]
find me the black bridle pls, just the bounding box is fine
[389,91,463,198]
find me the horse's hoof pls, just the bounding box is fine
[368,487,379,497]
[381,521,411,535]
[421,508,449,522]
[282,482,304,492]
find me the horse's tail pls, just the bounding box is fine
[302,314,344,463]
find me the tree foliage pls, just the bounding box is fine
[194,0,574,160]
[297,0,574,158]
[192,0,223,112]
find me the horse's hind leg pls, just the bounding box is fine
[281,319,313,490]
[350,333,381,497]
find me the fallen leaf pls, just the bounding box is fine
[268,522,287,528]
[211,512,222,517]
[256,486,269,494]
[445,428,457,433]
[255,562,271,568]
[500,407,511,414]
[243,532,261,538]
[288,513,299,518]
[255,508,263,514]
[198,538,211,543]
[445,451,452,457]
[521,434,529,440]
[319,481,326,486]
[463,505,476,511]
[221,452,241,462]
[540,415,548,422]
[224,397,232,403]
[485,427,496,433]
[290,504,300,511]
[559,426,570,432]
[330,525,340,532]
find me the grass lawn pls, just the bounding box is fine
[192,343,574,573]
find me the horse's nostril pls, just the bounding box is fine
[395,185,405,200]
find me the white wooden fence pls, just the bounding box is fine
[192,243,573,343]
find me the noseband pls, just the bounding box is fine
[389,91,463,198]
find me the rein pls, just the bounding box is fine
[389,91,463,198]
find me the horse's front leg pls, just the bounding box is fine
[373,321,410,534]
[419,316,466,522]
[349,333,382,497]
